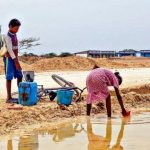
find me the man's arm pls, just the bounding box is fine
[4,35,21,70]
[4,35,16,59]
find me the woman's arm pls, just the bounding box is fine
[114,87,127,114]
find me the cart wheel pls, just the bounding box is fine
[51,74,75,87]
[51,74,80,96]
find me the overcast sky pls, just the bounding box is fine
[1,0,150,54]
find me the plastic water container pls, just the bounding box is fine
[57,89,74,106]
[18,82,38,106]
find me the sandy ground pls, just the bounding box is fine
[0,68,150,136]
[1,68,150,98]
[0,84,150,136]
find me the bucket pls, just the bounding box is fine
[57,89,74,106]
[23,71,34,82]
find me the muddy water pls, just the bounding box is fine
[0,112,150,150]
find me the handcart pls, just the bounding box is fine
[12,71,86,102]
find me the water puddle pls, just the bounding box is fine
[0,112,150,150]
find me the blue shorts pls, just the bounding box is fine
[3,57,23,80]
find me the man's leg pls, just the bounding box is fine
[106,94,111,118]
[6,80,12,101]
[4,57,14,102]
[17,77,22,86]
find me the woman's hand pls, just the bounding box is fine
[122,110,131,117]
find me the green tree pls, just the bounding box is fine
[22,52,38,57]
[41,53,57,58]
[19,37,40,50]
[59,52,73,57]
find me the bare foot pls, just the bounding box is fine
[7,104,23,110]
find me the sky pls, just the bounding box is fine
[1,0,150,54]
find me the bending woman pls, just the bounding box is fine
[86,66,130,117]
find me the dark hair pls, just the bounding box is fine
[92,64,99,70]
[9,19,21,27]
[114,72,122,85]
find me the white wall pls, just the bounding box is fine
[136,52,141,57]
[75,53,88,57]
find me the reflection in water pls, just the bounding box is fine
[50,123,75,142]
[7,115,135,150]
[7,134,39,150]
[87,118,126,150]
[6,123,85,150]
[7,140,13,150]
[111,120,125,150]
[39,123,85,142]
[18,134,39,150]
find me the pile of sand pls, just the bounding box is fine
[0,83,150,136]
[0,56,150,74]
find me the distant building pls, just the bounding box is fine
[140,50,150,57]
[75,50,117,58]
[117,50,138,57]
[75,49,150,58]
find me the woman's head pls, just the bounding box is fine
[114,72,122,85]
[92,64,99,70]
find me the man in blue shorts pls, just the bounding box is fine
[3,19,23,103]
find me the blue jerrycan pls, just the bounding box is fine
[18,82,38,106]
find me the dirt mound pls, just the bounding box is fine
[24,56,95,72]
[110,84,150,112]
[0,56,150,74]
[0,58,32,74]
[122,84,150,95]
[20,56,40,65]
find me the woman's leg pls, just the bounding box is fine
[87,104,92,116]
[106,94,111,117]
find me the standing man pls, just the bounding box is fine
[3,19,23,103]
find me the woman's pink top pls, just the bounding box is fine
[86,68,119,104]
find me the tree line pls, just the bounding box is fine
[19,37,73,58]
[22,52,73,58]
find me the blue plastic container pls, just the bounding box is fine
[18,82,38,106]
[57,89,74,106]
